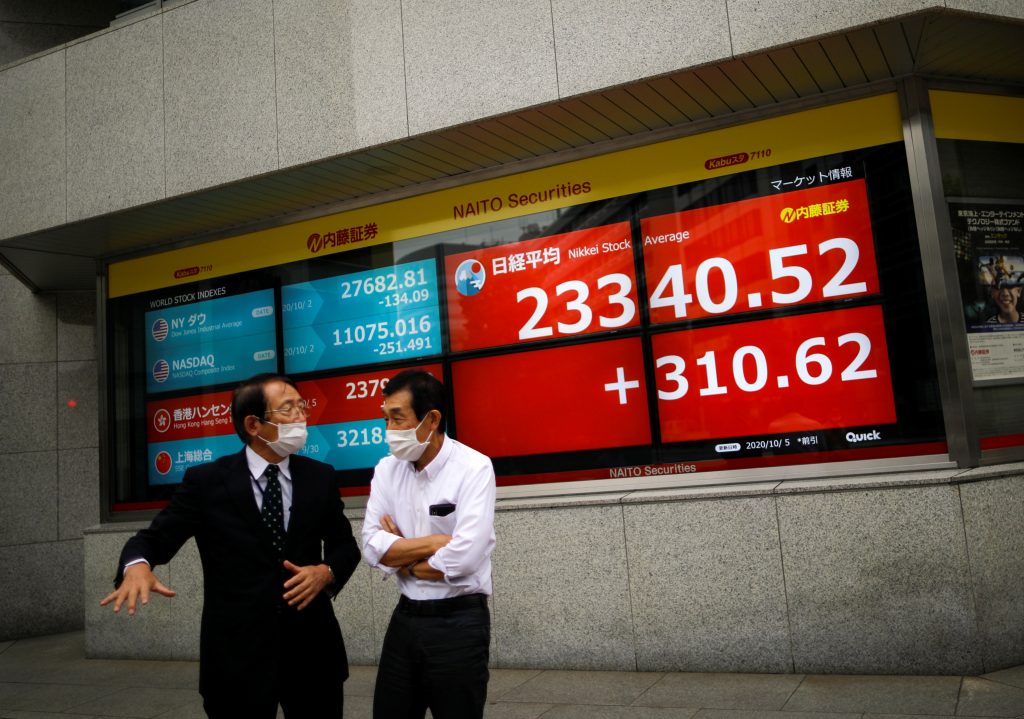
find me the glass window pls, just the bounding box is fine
[105,98,946,509]
[932,90,1024,449]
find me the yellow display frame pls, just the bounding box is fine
[109,93,903,298]
[930,90,1024,143]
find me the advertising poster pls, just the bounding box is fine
[950,202,1024,381]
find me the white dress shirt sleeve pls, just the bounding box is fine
[426,458,496,582]
[361,471,400,574]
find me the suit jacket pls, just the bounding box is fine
[115,449,361,702]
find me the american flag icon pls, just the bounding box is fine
[153,359,170,383]
[151,318,169,341]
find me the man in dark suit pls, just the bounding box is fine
[101,373,361,719]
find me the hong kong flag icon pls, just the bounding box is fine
[153,409,171,434]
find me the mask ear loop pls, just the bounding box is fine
[416,412,438,446]
[420,408,442,430]
[246,415,270,442]
[254,418,275,449]
[249,415,278,451]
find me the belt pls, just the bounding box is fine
[397,593,487,617]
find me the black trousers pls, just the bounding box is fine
[203,666,344,719]
[204,689,342,719]
[373,594,491,719]
[203,607,345,719]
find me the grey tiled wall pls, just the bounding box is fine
[777,485,979,674]
[624,493,790,673]
[959,472,1024,671]
[65,14,164,221]
[5,0,1024,661]
[84,470,1024,675]
[0,279,98,640]
[9,0,1023,241]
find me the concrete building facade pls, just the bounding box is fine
[1,0,1022,675]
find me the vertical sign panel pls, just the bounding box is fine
[145,391,239,485]
[145,289,277,394]
[297,363,444,470]
[651,305,896,442]
[642,180,880,325]
[282,259,441,372]
[446,223,640,352]
[451,338,651,458]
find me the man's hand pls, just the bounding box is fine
[381,514,404,537]
[99,563,176,617]
[283,560,332,610]
[380,532,452,568]
[380,513,451,568]
[406,559,445,581]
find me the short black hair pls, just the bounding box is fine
[382,370,447,432]
[231,373,300,443]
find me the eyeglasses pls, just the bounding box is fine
[265,400,310,419]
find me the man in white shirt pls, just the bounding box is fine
[362,369,496,719]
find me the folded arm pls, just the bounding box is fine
[426,462,495,581]
[379,513,451,568]
[362,479,449,577]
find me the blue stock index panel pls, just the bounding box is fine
[281,259,442,373]
[144,289,278,394]
[300,419,387,471]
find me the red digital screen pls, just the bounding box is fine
[642,180,880,324]
[652,305,896,442]
[146,391,234,442]
[451,337,651,457]
[446,222,640,352]
[297,363,444,425]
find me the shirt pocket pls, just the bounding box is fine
[428,500,457,534]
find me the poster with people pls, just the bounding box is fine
[950,202,1024,381]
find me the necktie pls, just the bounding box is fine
[261,464,286,557]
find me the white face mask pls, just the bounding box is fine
[260,420,307,456]
[386,414,433,462]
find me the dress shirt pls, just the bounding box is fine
[245,445,293,530]
[362,435,496,600]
